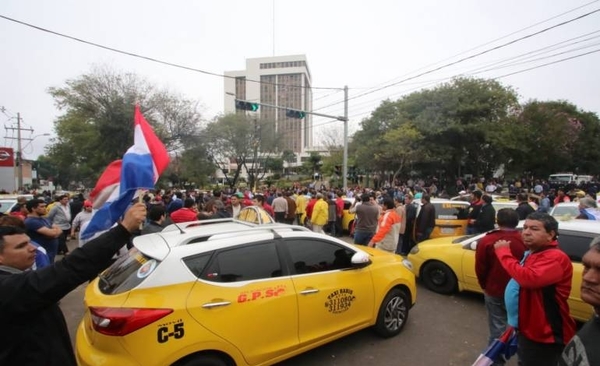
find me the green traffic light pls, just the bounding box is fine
[250,103,259,112]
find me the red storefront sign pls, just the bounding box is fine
[0,147,15,167]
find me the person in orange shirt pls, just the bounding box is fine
[368,197,401,253]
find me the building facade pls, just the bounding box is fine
[224,55,313,154]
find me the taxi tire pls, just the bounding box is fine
[173,353,231,366]
[373,288,409,338]
[421,261,457,294]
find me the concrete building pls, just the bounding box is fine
[224,55,313,154]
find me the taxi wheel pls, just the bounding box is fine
[373,288,409,338]
[421,261,457,294]
[173,353,231,366]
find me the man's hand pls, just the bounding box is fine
[121,203,147,233]
[494,239,510,250]
[367,241,375,248]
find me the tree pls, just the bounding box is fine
[46,65,201,187]
[516,100,600,177]
[203,113,279,189]
[281,149,297,176]
[352,77,521,181]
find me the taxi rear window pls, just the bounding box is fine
[97,248,158,295]
[433,203,469,220]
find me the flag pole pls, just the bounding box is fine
[138,189,144,230]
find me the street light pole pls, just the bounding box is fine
[16,113,23,191]
[342,85,349,190]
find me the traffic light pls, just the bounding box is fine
[286,109,306,119]
[235,100,259,112]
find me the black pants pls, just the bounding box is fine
[517,333,564,366]
[57,229,70,254]
[274,212,286,223]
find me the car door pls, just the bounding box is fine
[460,238,482,292]
[282,238,375,345]
[557,232,595,322]
[185,241,299,365]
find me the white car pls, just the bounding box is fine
[550,202,580,221]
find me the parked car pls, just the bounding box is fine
[415,199,471,239]
[76,214,416,366]
[550,202,580,221]
[407,220,598,322]
[0,198,18,215]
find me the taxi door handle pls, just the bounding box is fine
[300,289,319,295]
[202,301,231,309]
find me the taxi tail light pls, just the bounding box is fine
[90,307,173,336]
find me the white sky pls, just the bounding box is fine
[1,0,599,159]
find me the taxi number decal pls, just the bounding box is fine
[442,204,468,209]
[237,285,286,303]
[157,322,185,343]
[324,288,356,314]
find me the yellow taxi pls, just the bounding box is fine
[415,199,471,239]
[76,211,416,366]
[407,220,597,322]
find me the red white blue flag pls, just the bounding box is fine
[81,106,169,240]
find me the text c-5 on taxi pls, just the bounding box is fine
[76,211,416,366]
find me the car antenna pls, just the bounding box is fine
[172,222,186,234]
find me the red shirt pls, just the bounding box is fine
[170,208,198,223]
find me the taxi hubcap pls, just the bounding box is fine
[384,295,407,331]
[431,269,447,285]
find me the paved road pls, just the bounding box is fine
[60,237,518,366]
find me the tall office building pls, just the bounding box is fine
[224,55,313,153]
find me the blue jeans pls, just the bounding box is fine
[484,294,507,365]
[354,230,374,245]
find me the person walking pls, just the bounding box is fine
[310,193,329,234]
[351,193,380,245]
[415,194,436,243]
[515,193,535,221]
[24,199,62,263]
[494,212,576,366]
[272,191,288,223]
[368,197,401,253]
[475,195,496,234]
[47,194,72,255]
[402,194,417,253]
[394,196,406,255]
[475,208,525,365]
[70,200,93,243]
[0,203,147,366]
[559,236,600,365]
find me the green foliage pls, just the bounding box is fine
[45,66,201,187]
[352,77,521,178]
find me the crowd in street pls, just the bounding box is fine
[0,173,599,365]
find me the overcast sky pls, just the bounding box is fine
[1,0,599,159]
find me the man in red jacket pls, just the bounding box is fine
[494,212,576,366]
[475,208,525,361]
[170,198,199,223]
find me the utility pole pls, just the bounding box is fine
[5,113,33,192]
[342,85,349,191]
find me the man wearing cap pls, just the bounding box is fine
[70,200,93,244]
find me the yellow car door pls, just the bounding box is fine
[460,239,482,292]
[283,238,375,345]
[186,242,299,365]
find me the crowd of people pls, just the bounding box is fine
[1,173,599,365]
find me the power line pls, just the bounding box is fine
[357,0,600,91]
[494,47,600,79]
[0,14,340,92]
[313,7,600,113]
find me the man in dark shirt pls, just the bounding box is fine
[467,191,484,234]
[515,193,535,220]
[476,195,496,233]
[415,194,436,243]
[24,199,62,263]
[0,203,147,366]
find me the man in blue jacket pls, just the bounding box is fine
[0,203,147,366]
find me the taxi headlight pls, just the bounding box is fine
[402,258,413,271]
[409,245,419,255]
